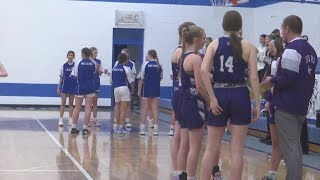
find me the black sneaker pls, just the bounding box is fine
[82,129,90,136]
[71,128,80,134]
[212,165,223,179]
[179,172,187,180]
[264,139,272,145]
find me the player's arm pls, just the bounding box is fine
[270,49,300,88]
[247,42,260,106]
[98,62,104,76]
[57,65,63,95]
[201,40,217,103]
[124,67,135,94]
[0,62,8,77]
[138,63,146,97]
[246,42,260,122]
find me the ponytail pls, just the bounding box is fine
[179,27,189,81]
[229,31,243,60]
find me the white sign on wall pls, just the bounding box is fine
[115,10,144,28]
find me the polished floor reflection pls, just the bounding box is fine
[0,110,319,180]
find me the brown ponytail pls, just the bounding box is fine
[222,10,243,60]
[229,31,243,60]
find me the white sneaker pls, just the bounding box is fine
[148,120,154,129]
[168,129,174,136]
[139,128,146,136]
[125,122,132,128]
[113,123,118,132]
[153,128,159,136]
[58,119,63,127]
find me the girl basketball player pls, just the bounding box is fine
[90,47,103,127]
[58,51,76,127]
[0,61,8,77]
[262,38,284,180]
[111,53,134,135]
[113,49,136,128]
[171,21,195,180]
[70,47,97,136]
[138,50,163,136]
[178,26,209,180]
[200,11,260,180]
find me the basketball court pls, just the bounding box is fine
[0,0,320,179]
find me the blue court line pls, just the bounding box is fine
[0,83,172,99]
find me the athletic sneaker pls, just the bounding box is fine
[179,172,187,180]
[117,128,127,136]
[58,120,63,127]
[148,120,154,128]
[172,174,179,180]
[93,120,101,127]
[153,128,159,136]
[168,129,174,136]
[139,129,146,136]
[262,174,276,180]
[125,122,132,128]
[71,128,80,134]
[212,165,223,180]
[82,129,90,136]
[113,122,118,131]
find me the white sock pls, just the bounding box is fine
[154,124,158,130]
[72,124,77,128]
[173,171,179,176]
[83,125,88,129]
[140,124,146,130]
[147,116,150,121]
[125,118,130,123]
[113,119,116,123]
[170,125,174,129]
[59,117,63,121]
[269,171,277,177]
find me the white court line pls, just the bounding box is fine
[33,114,93,180]
[0,170,81,172]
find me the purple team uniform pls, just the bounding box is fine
[179,52,206,129]
[207,37,251,127]
[171,46,182,121]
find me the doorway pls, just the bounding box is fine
[112,28,144,108]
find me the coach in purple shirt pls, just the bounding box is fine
[263,15,317,180]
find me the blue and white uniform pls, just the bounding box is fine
[92,58,103,93]
[60,62,76,94]
[111,64,134,102]
[207,36,251,127]
[140,60,163,98]
[71,59,96,97]
[114,59,136,83]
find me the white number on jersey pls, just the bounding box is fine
[220,56,234,73]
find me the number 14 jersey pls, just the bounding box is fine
[213,36,247,84]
